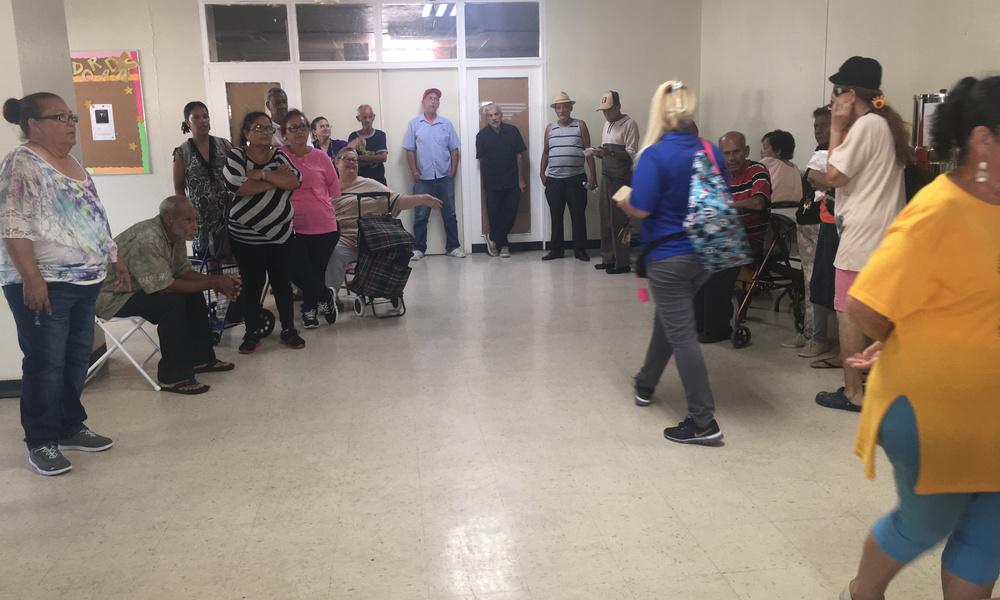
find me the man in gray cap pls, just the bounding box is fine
[593,90,640,274]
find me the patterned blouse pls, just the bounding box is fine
[173,136,233,255]
[0,146,117,285]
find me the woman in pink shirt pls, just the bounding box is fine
[282,109,341,329]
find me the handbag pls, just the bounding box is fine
[684,140,753,272]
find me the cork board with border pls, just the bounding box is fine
[70,50,150,174]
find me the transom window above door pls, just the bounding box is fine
[201,1,543,65]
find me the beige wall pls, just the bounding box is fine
[545,0,702,238]
[301,68,463,254]
[0,0,80,383]
[700,0,1000,171]
[63,0,205,234]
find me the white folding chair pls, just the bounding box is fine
[87,316,161,391]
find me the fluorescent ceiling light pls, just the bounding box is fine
[422,3,432,17]
[436,3,448,17]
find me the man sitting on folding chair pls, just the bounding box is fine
[95,195,241,394]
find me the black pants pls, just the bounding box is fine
[544,174,588,252]
[694,266,740,340]
[231,238,294,336]
[484,187,520,249]
[291,231,339,312]
[116,291,217,385]
[810,222,840,310]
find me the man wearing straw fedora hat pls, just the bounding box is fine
[539,91,596,261]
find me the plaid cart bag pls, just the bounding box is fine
[347,192,413,318]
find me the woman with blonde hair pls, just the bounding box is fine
[618,81,725,445]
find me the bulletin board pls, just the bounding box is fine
[70,50,151,174]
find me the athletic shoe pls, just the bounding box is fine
[663,417,724,445]
[448,247,467,258]
[411,250,425,261]
[484,234,498,257]
[319,299,337,324]
[302,309,320,329]
[280,328,305,349]
[238,334,261,354]
[27,443,72,476]
[499,246,511,258]
[798,339,832,358]
[58,427,113,452]
[634,384,654,407]
[781,333,808,348]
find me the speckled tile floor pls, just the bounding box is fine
[0,252,945,599]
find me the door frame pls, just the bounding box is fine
[461,66,545,250]
[204,64,302,142]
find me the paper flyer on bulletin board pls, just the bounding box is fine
[70,50,151,174]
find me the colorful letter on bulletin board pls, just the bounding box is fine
[70,50,151,175]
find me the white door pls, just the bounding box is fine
[462,67,545,250]
[205,65,301,145]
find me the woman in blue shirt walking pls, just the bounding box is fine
[618,81,726,446]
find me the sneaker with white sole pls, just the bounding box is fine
[499,246,511,258]
[634,383,654,407]
[411,250,425,261]
[58,427,113,452]
[484,234,498,257]
[798,338,832,358]
[302,308,320,329]
[28,443,72,476]
[448,247,466,258]
[663,417,723,445]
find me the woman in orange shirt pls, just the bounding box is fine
[839,76,1000,600]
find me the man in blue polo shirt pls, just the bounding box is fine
[403,88,464,260]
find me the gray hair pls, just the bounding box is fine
[159,195,192,217]
[357,104,374,115]
[265,87,286,103]
[481,103,502,118]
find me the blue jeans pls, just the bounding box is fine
[873,397,1000,585]
[412,177,460,253]
[3,282,100,446]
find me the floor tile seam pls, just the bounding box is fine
[711,554,817,576]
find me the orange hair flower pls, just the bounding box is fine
[871,95,887,109]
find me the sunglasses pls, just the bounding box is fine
[832,86,852,97]
[34,112,79,124]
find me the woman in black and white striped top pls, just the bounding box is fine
[223,111,303,353]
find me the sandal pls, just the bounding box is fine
[810,357,842,369]
[160,379,211,395]
[193,360,234,374]
[815,387,862,412]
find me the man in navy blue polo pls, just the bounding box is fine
[475,103,527,258]
[403,88,464,260]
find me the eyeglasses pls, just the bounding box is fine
[832,86,851,97]
[286,124,308,133]
[249,124,272,133]
[337,157,359,164]
[34,112,79,124]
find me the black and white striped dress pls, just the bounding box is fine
[223,148,300,245]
